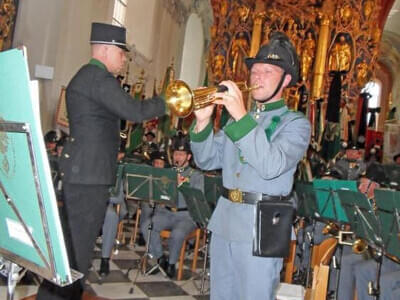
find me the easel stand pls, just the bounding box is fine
[0,258,26,300]
[0,121,82,299]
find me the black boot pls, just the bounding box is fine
[99,258,110,276]
[148,255,168,275]
[158,255,169,271]
[166,263,176,279]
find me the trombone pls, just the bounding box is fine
[165,80,259,118]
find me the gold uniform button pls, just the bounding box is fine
[70,137,75,142]
[64,153,70,158]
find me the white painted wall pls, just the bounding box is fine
[179,13,204,87]
[11,0,189,132]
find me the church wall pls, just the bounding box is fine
[12,0,112,133]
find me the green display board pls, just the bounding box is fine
[0,48,77,286]
[124,162,178,206]
[312,179,358,223]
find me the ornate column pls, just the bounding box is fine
[310,14,331,101]
[247,0,265,111]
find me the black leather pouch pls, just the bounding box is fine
[253,200,294,257]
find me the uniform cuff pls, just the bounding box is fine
[224,113,257,142]
[189,121,213,142]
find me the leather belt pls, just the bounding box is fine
[222,187,290,204]
[166,207,188,212]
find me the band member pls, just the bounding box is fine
[190,32,311,299]
[37,22,165,300]
[140,134,204,278]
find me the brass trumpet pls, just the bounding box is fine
[165,80,258,118]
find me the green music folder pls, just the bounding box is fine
[0,48,77,285]
[374,189,400,259]
[123,162,178,206]
[336,190,382,247]
[313,179,358,223]
[294,181,320,219]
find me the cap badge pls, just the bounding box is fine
[266,53,280,60]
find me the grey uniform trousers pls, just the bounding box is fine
[355,256,400,300]
[380,270,400,300]
[210,233,283,300]
[140,207,196,264]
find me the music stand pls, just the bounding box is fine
[374,189,400,261]
[336,190,383,250]
[294,181,321,287]
[312,179,358,300]
[204,174,222,210]
[179,186,213,294]
[123,163,178,281]
[0,48,81,300]
[313,179,358,224]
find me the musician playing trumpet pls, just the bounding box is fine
[189,32,311,300]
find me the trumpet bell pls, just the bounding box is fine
[165,80,194,118]
[352,238,368,254]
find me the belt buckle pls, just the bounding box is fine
[229,188,243,203]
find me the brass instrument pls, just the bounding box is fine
[352,238,368,254]
[322,222,340,235]
[165,80,259,118]
[322,222,368,254]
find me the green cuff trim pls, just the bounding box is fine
[189,121,213,142]
[224,113,257,142]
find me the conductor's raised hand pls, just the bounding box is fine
[213,80,247,121]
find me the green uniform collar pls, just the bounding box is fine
[252,99,285,112]
[89,58,107,71]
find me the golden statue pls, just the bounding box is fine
[238,4,250,23]
[213,54,226,82]
[231,32,249,78]
[220,1,229,19]
[328,35,352,72]
[370,27,381,44]
[340,4,353,26]
[363,0,375,20]
[356,60,369,87]
[300,31,316,82]
[0,0,16,51]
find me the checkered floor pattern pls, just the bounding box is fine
[0,224,210,300]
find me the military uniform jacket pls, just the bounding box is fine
[190,100,311,242]
[60,59,165,185]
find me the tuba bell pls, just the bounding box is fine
[165,80,258,118]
